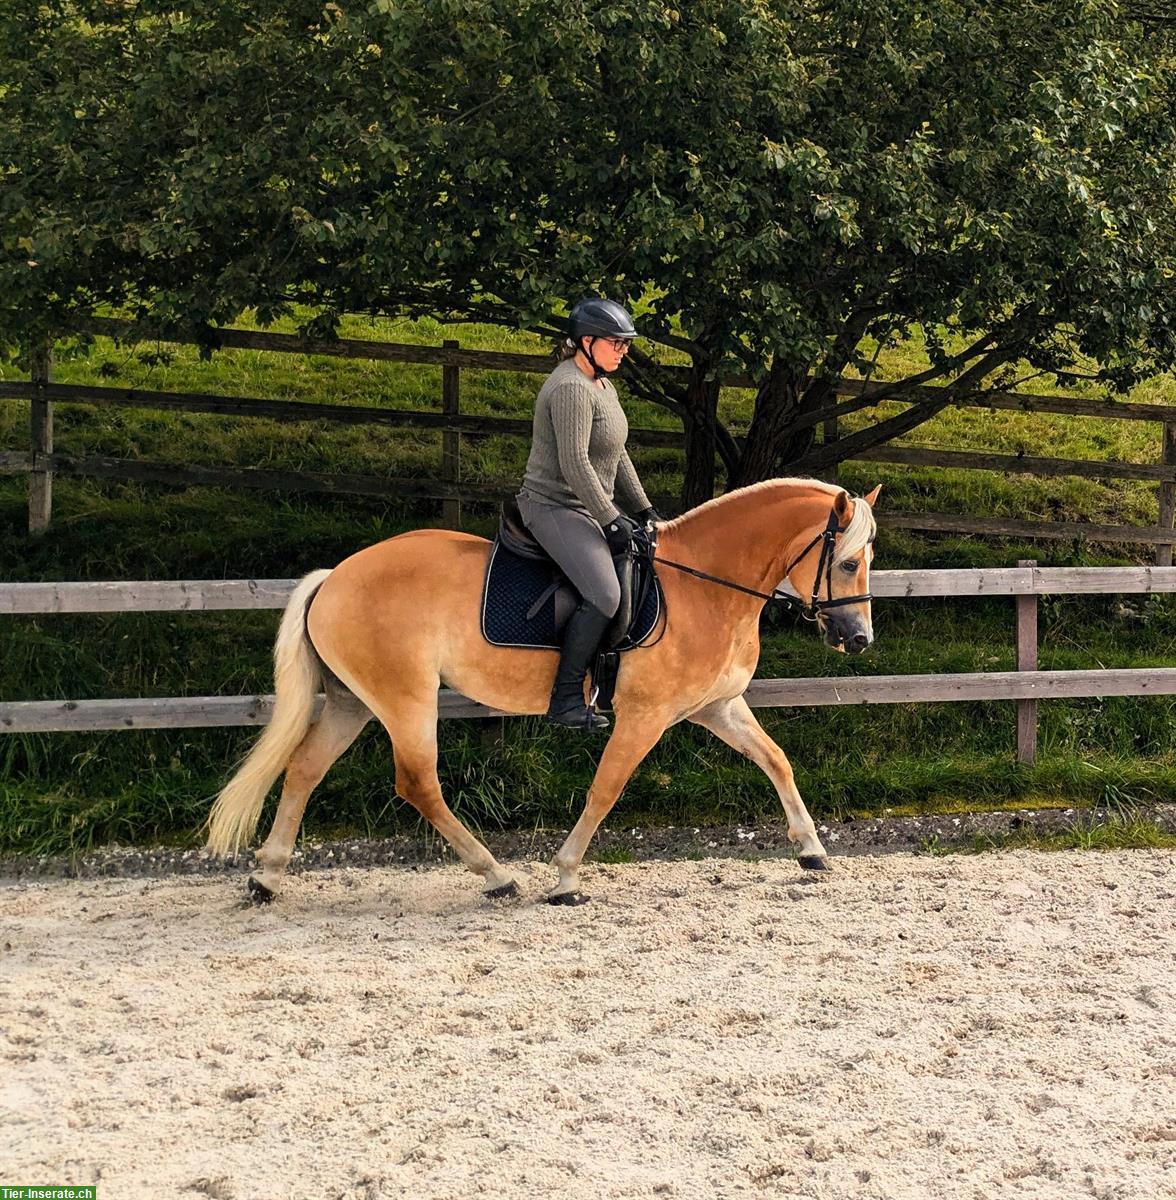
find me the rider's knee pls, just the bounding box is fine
[593,577,621,619]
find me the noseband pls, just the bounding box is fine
[654,502,873,622]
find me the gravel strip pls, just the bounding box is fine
[2,803,1172,884]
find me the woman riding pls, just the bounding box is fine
[517,297,659,732]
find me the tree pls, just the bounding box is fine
[3,1,1175,506]
[582,0,1176,498]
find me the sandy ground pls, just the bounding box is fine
[1,850,1173,1200]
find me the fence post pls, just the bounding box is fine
[1015,558,1038,765]
[441,339,461,529]
[1157,421,1176,567]
[28,346,53,535]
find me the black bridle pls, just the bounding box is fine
[653,504,873,622]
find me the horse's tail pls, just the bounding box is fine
[205,569,333,857]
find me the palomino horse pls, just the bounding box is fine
[206,477,878,904]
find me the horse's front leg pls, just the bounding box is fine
[550,712,668,905]
[689,695,830,870]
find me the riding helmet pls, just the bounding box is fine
[567,298,638,343]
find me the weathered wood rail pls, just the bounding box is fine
[4,565,1175,764]
[5,319,1176,555]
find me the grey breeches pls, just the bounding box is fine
[516,493,621,618]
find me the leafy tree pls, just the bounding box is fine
[3,1,1175,506]
[583,0,1176,497]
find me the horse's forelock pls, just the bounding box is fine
[757,477,876,562]
[833,495,876,565]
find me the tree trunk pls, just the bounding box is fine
[732,361,819,486]
[679,363,722,511]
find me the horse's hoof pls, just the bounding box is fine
[247,875,276,904]
[484,881,520,900]
[798,855,831,872]
[547,890,590,906]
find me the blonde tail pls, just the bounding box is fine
[205,569,333,857]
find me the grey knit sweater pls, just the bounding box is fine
[519,358,651,525]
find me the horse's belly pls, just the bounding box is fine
[440,646,555,716]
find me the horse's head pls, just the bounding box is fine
[780,485,879,654]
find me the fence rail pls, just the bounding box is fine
[6,321,1176,554]
[4,668,1176,737]
[5,565,1176,614]
[4,566,1176,763]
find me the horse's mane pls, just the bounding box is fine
[663,477,876,565]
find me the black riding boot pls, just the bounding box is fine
[546,601,612,731]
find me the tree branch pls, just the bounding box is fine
[793,347,1021,473]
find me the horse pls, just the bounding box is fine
[205,477,879,905]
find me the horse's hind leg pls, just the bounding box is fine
[689,695,830,870]
[377,694,519,898]
[249,689,372,900]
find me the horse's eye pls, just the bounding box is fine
[840,560,859,573]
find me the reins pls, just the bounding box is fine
[653,503,873,621]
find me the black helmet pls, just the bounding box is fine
[567,298,638,342]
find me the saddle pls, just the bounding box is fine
[481,500,663,709]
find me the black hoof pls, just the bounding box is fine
[798,855,831,872]
[484,881,520,900]
[247,876,276,904]
[547,890,590,906]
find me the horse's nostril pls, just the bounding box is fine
[849,632,870,652]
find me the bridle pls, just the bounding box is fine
[653,503,873,622]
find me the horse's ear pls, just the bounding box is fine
[862,485,882,507]
[834,489,852,520]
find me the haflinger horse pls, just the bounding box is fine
[206,477,879,905]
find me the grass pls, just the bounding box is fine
[2,312,1175,855]
[590,846,637,865]
[921,814,1176,855]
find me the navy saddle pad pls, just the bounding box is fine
[481,540,662,651]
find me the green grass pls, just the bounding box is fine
[2,313,1176,854]
[590,846,637,864]
[920,814,1176,855]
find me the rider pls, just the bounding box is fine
[517,298,660,731]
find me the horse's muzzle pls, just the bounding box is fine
[822,618,872,655]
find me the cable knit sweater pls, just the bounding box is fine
[519,358,651,525]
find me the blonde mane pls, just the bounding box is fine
[664,477,875,563]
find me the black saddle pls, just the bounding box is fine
[481,500,663,706]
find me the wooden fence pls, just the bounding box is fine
[4,564,1176,765]
[4,317,1176,556]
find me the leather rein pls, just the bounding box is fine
[653,504,873,622]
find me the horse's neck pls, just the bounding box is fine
[661,484,831,593]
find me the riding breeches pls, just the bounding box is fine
[515,491,622,618]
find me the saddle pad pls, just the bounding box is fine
[481,540,661,650]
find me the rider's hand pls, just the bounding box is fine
[603,514,640,555]
[635,506,662,528]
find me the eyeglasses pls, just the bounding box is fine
[601,338,632,353]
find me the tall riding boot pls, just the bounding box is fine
[546,601,612,731]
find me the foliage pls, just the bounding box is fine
[3,1,1176,503]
